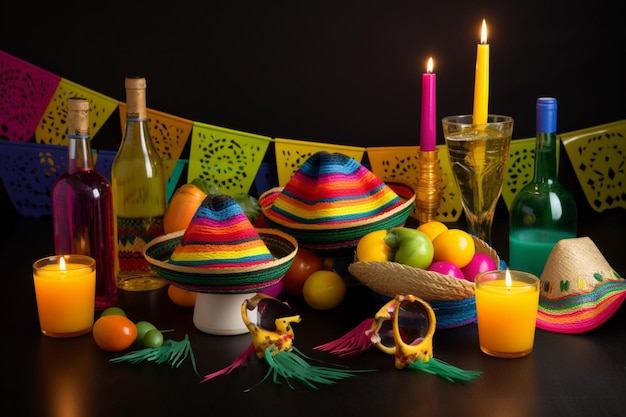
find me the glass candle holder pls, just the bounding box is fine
[475,269,539,358]
[33,254,96,338]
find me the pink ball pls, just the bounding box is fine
[461,253,497,282]
[427,261,465,279]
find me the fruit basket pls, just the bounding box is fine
[348,235,500,329]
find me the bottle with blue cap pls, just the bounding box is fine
[508,97,578,278]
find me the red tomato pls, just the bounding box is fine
[281,248,323,297]
[92,315,137,352]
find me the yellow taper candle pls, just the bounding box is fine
[475,269,539,358]
[33,255,96,338]
[473,19,489,124]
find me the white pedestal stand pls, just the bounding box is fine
[193,292,257,336]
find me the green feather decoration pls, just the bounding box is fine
[245,346,374,391]
[110,334,199,376]
[408,357,482,383]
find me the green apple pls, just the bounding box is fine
[385,227,434,269]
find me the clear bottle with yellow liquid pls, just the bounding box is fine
[112,76,167,291]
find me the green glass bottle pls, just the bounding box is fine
[112,76,167,291]
[509,97,578,277]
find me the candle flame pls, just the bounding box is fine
[480,19,488,44]
[505,268,512,287]
[59,256,67,271]
[426,57,434,73]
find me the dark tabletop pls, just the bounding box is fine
[3,202,625,417]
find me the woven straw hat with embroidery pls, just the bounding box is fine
[536,237,625,334]
[349,236,500,329]
[259,151,415,255]
[143,194,298,294]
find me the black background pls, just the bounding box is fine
[1,1,624,209]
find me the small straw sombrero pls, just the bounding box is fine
[349,236,500,329]
[259,151,415,255]
[143,194,298,294]
[536,237,625,334]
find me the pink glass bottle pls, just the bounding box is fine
[52,97,118,310]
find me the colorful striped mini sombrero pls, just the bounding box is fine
[143,194,298,293]
[536,237,626,334]
[259,151,415,254]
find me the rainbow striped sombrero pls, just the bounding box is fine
[259,151,415,254]
[536,237,626,334]
[143,194,298,293]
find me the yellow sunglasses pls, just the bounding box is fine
[368,294,436,369]
[241,293,302,358]
[316,293,482,383]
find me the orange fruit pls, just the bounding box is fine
[432,229,475,269]
[417,221,448,242]
[167,285,197,307]
[163,184,207,234]
[92,315,137,352]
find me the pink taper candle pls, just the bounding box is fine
[420,57,436,151]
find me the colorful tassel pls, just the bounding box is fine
[200,343,255,383]
[110,334,199,376]
[408,358,483,383]
[246,346,374,391]
[313,318,375,356]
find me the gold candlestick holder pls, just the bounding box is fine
[415,149,443,224]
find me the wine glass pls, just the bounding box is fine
[441,114,513,246]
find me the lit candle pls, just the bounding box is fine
[474,268,540,358]
[472,19,489,125]
[420,57,436,152]
[33,255,96,338]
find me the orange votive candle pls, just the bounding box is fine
[33,255,96,338]
[475,269,539,358]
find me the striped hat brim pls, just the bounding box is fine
[536,280,626,333]
[535,236,625,334]
[143,228,298,294]
[260,182,415,254]
[259,151,415,255]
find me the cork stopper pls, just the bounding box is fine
[67,97,90,136]
[125,76,147,118]
[125,76,147,89]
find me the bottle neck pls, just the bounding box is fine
[126,85,147,119]
[67,134,94,173]
[123,86,149,143]
[533,131,559,183]
[122,118,152,146]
